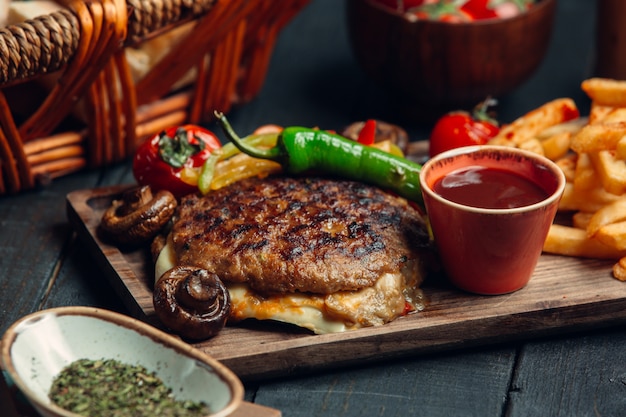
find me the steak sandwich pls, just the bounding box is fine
[154,175,431,334]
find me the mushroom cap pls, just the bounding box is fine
[153,266,231,340]
[100,186,177,246]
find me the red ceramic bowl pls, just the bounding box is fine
[419,145,566,295]
[346,0,557,119]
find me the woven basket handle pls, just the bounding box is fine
[0,10,79,85]
[0,0,310,194]
[0,0,217,87]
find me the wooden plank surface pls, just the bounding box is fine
[66,185,626,381]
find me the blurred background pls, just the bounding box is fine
[218,0,597,142]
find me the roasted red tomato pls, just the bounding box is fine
[428,99,500,157]
[133,125,221,199]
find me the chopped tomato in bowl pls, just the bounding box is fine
[371,0,537,21]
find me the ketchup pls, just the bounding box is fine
[433,166,549,209]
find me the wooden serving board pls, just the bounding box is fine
[67,185,626,381]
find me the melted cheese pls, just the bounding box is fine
[227,285,348,334]
[155,240,422,334]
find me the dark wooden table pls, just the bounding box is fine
[3,1,626,416]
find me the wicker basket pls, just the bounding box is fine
[0,0,309,194]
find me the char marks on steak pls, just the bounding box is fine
[170,176,430,295]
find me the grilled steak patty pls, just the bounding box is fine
[169,176,430,295]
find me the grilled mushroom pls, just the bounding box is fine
[153,266,231,340]
[100,186,177,246]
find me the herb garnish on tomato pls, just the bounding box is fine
[133,125,221,199]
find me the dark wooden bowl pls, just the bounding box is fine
[346,0,557,119]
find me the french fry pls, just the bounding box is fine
[612,257,626,281]
[520,79,626,282]
[557,183,578,211]
[570,122,626,153]
[589,102,614,124]
[554,154,577,182]
[584,183,624,208]
[544,224,626,259]
[586,197,626,237]
[572,153,597,191]
[540,131,571,161]
[588,150,626,195]
[616,135,626,160]
[518,138,544,156]
[558,181,622,212]
[595,221,626,250]
[535,117,587,139]
[490,98,579,145]
[572,211,593,230]
[581,78,626,107]
[598,107,626,123]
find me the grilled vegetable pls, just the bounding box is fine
[428,99,500,157]
[133,125,221,199]
[214,111,425,206]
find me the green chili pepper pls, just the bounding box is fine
[214,111,424,206]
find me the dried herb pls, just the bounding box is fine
[49,358,211,417]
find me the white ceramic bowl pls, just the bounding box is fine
[0,306,243,417]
